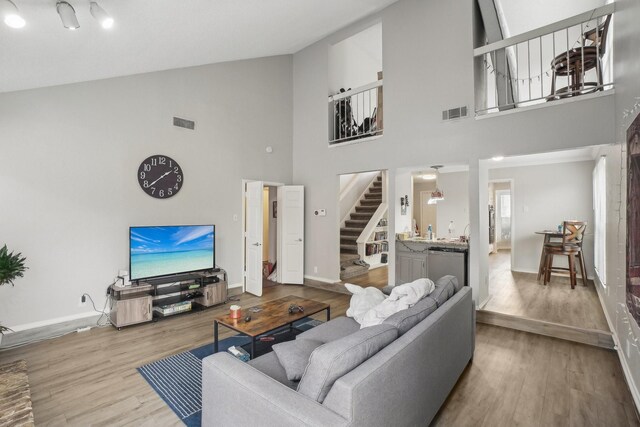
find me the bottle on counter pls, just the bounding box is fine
[427,224,433,240]
[448,221,455,238]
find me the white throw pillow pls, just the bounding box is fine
[344,283,386,324]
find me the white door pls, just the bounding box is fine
[278,186,304,284]
[245,181,264,296]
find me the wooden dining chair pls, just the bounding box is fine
[542,221,588,289]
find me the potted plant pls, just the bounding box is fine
[0,244,27,336]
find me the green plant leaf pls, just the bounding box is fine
[0,244,28,287]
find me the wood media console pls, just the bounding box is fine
[109,269,228,329]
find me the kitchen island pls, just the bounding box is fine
[396,238,469,287]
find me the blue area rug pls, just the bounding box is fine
[137,318,322,427]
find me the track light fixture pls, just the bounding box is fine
[0,0,25,29]
[90,2,113,29]
[57,1,79,30]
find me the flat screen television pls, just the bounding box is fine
[129,225,215,281]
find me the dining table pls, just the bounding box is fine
[535,230,564,280]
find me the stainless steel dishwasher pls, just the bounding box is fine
[427,248,468,287]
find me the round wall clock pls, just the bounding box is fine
[137,155,183,199]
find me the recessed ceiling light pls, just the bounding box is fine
[421,174,437,180]
[90,2,113,29]
[57,1,79,30]
[492,156,504,161]
[1,0,25,29]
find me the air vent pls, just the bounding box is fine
[173,117,195,130]
[442,106,468,121]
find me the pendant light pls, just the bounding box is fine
[427,165,445,205]
[0,0,25,28]
[57,1,79,30]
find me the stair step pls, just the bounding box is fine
[340,236,357,244]
[340,264,369,280]
[350,213,373,220]
[364,193,382,200]
[341,227,364,235]
[340,245,358,254]
[340,253,360,265]
[369,187,382,194]
[361,199,382,206]
[355,206,377,213]
[373,181,382,187]
[346,219,369,227]
[377,175,382,181]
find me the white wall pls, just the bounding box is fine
[435,171,470,239]
[413,179,436,235]
[489,161,595,276]
[328,23,382,94]
[598,0,640,406]
[292,0,615,300]
[0,56,293,329]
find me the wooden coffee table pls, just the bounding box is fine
[212,295,330,359]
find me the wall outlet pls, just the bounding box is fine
[78,295,87,307]
[233,214,239,222]
[314,266,318,274]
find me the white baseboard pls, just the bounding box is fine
[9,310,102,332]
[593,276,640,412]
[304,275,339,284]
[228,282,243,290]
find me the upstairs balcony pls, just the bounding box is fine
[474,3,614,116]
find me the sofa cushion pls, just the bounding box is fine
[247,351,298,390]
[439,274,461,292]
[272,339,324,381]
[382,296,437,335]
[428,276,457,307]
[296,316,360,344]
[297,324,398,403]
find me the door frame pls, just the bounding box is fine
[488,178,515,268]
[241,179,285,293]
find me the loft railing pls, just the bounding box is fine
[328,80,383,145]
[474,3,614,115]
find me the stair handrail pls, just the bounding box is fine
[356,202,388,259]
[340,172,381,228]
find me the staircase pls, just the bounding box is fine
[340,174,383,280]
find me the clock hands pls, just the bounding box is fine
[148,170,172,187]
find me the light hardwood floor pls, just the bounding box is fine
[340,265,389,289]
[484,250,609,331]
[0,282,637,426]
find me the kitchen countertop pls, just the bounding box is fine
[396,237,469,250]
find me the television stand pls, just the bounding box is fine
[110,269,227,329]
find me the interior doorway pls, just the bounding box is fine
[262,186,278,289]
[338,170,388,288]
[243,180,305,296]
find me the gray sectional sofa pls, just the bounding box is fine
[202,276,475,426]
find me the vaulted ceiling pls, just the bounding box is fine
[0,0,398,93]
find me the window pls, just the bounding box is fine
[593,156,606,286]
[500,194,511,218]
